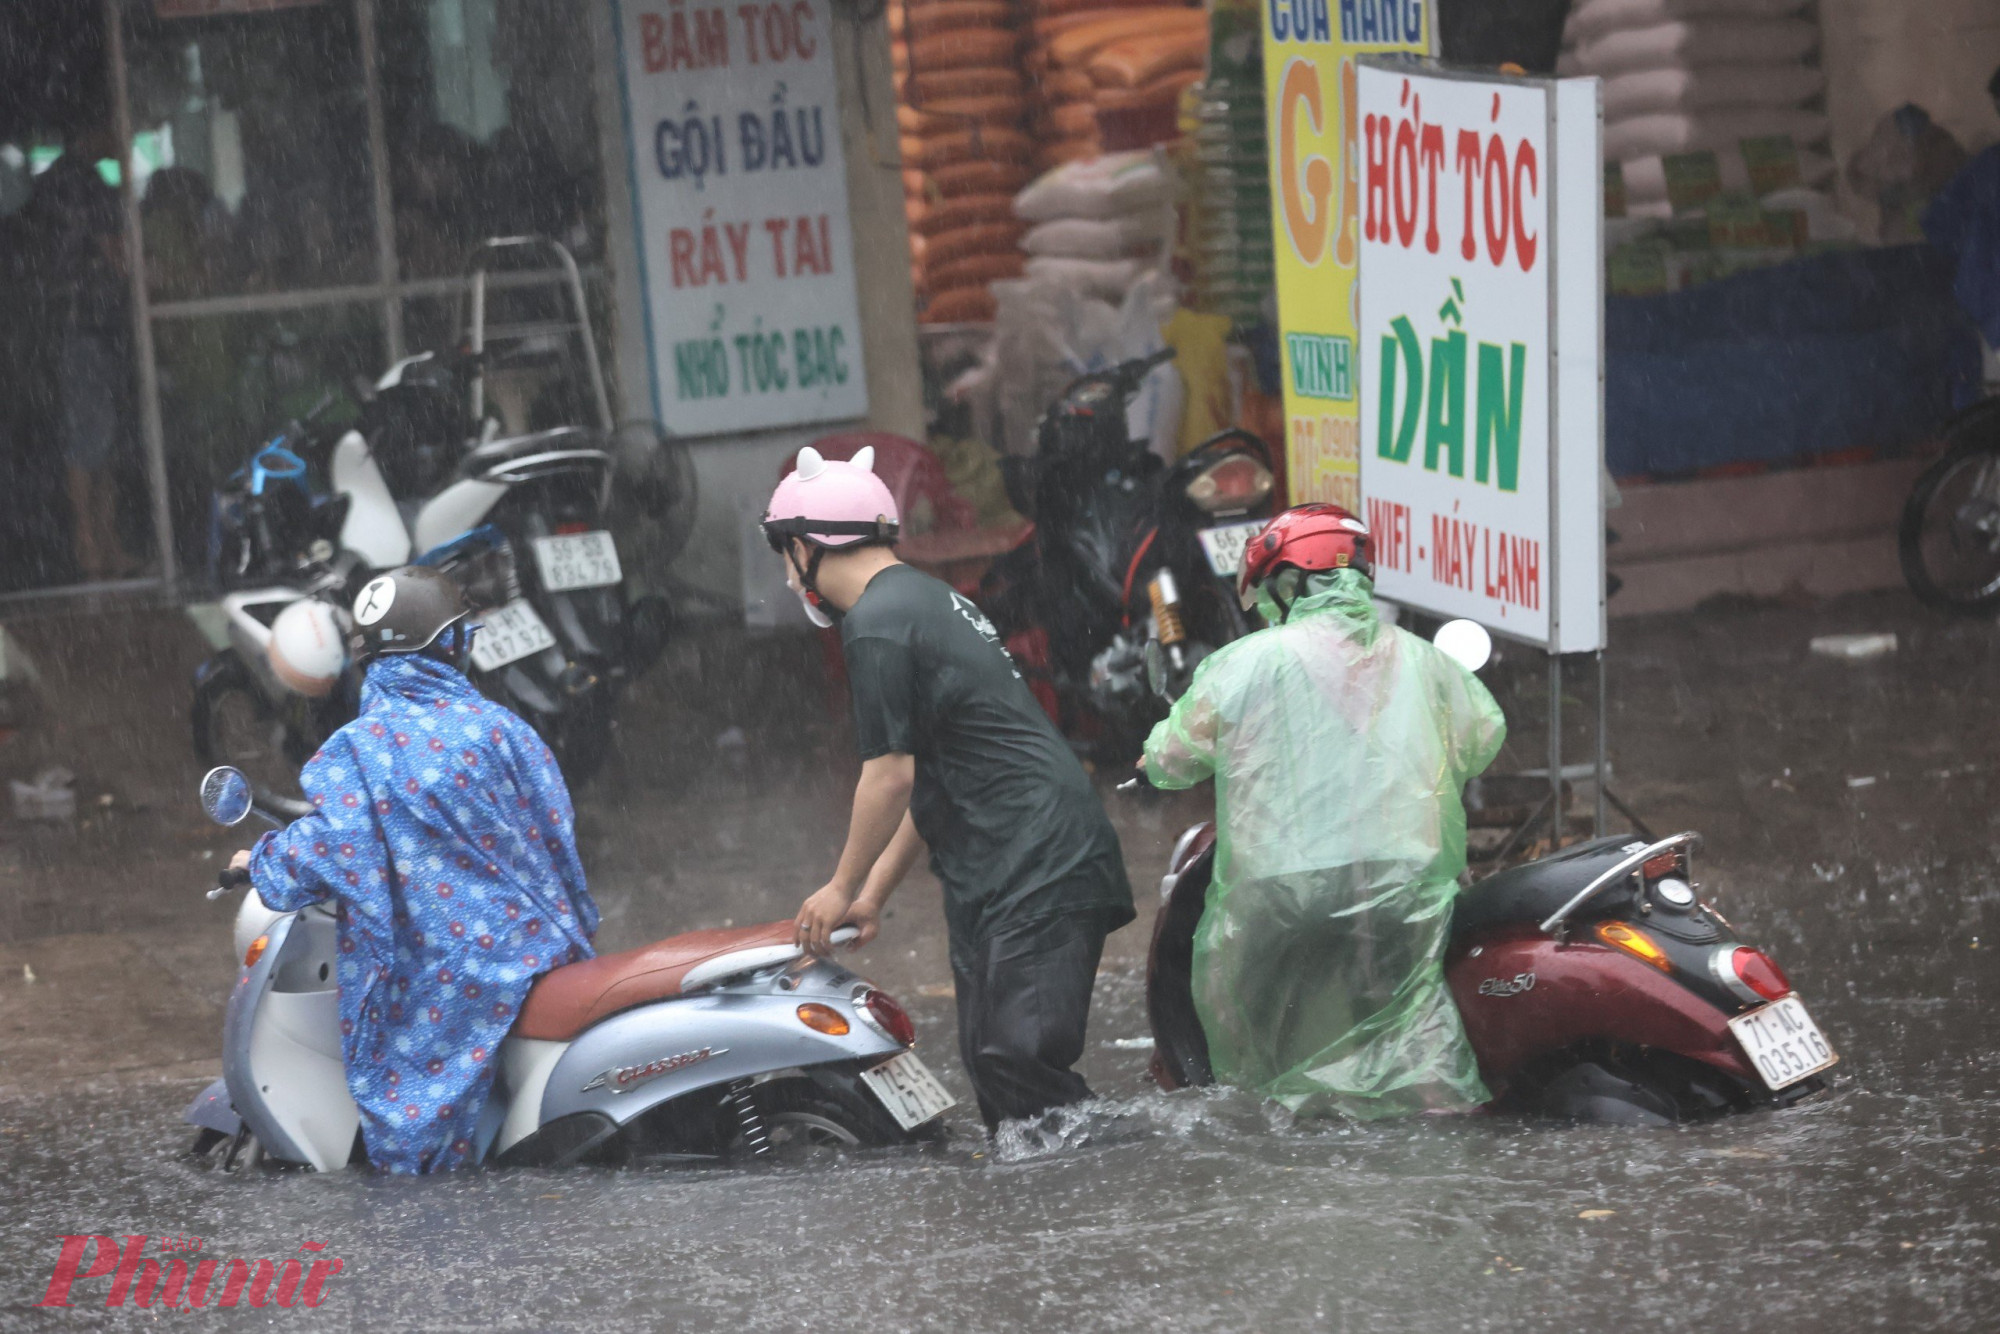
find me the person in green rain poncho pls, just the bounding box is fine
[1141,504,1507,1119]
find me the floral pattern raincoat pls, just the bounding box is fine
[249,653,599,1172]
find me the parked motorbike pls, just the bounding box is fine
[194,240,689,789]
[1132,622,1839,1126]
[1899,395,2000,610]
[986,350,1279,756]
[185,766,956,1170]
[195,405,639,787]
[194,408,365,798]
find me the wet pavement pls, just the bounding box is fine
[1,590,1997,1329]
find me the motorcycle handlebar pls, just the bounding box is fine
[264,391,339,453]
[1109,347,1177,387]
[208,865,253,901]
[264,794,315,822]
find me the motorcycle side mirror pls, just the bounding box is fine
[1433,619,1493,673]
[1143,637,1182,703]
[199,766,255,827]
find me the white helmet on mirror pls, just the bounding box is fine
[267,598,349,697]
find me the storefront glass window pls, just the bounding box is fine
[0,135,156,592]
[0,0,609,600]
[156,306,383,586]
[124,3,376,300]
[401,277,615,440]
[400,293,460,363]
[378,0,603,279]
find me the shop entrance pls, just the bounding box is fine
[0,0,608,602]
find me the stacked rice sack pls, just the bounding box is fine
[1023,2,1206,169]
[1559,0,1831,213]
[895,0,1035,323]
[1011,148,1177,300]
[1184,0,1270,326]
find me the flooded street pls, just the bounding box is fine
[3,591,1999,1329]
[1,0,1995,1324]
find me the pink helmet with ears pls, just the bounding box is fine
[761,444,901,552]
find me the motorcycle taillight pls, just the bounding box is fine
[863,989,917,1047]
[1185,454,1274,514]
[1731,948,1792,1002]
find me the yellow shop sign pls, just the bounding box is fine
[1262,0,1431,508]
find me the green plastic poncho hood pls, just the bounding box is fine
[1142,569,1506,1118]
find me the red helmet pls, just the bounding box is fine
[1236,503,1373,609]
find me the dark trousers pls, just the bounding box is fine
[950,910,1108,1130]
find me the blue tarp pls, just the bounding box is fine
[1924,145,2000,351]
[1605,246,1980,477]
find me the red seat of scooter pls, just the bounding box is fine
[513,921,799,1041]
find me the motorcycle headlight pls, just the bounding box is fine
[1184,454,1274,514]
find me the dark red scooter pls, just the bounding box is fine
[1144,824,1838,1123]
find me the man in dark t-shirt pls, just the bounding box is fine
[765,445,1134,1129]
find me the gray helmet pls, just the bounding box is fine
[349,566,470,660]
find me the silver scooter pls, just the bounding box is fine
[184,767,955,1170]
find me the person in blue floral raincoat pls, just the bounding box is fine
[233,566,599,1172]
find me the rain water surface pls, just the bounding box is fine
[3,594,1998,1331]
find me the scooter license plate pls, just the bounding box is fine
[533,531,623,592]
[1727,996,1838,1091]
[1198,519,1265,577]
[469,600,557,672]
[859,1051,957,1130]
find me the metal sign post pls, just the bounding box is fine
[1491,649,1650,865]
